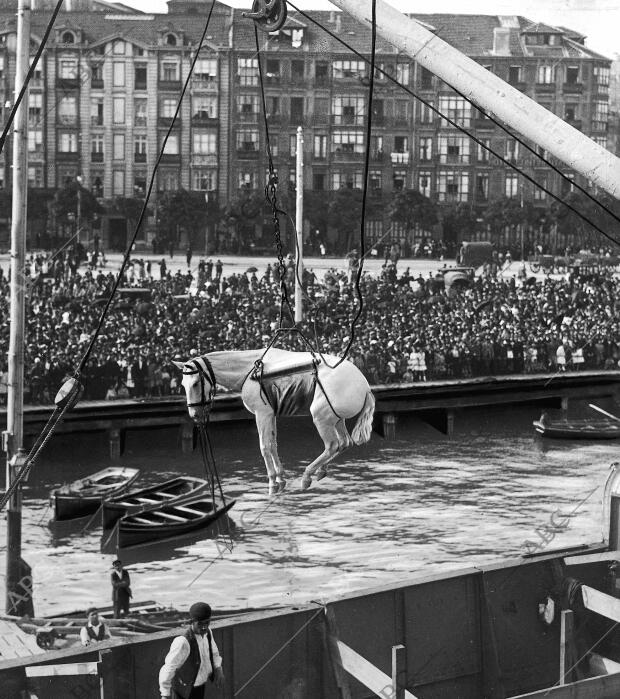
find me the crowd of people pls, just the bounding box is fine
[1,249,620,405]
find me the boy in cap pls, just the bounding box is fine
[159,602,224,698]
[111,559,132,618]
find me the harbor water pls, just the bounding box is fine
[0,404,616,616]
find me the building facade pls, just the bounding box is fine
[0,0,612,253]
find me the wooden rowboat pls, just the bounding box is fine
[51,467,141,521]
[101,476,208,532]
[110,494,236,550]
[533,417,620,440]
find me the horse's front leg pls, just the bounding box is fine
[255,411,282,495]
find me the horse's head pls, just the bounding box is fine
[172,357,216,423]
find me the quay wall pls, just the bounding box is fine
[0,545,614,698]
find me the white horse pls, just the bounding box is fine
[173,348,375,493]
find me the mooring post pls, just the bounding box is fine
[561,396,569,414]
[559,609,574,685]
[181,422,195,453]
[446,409,454,437]
[383,413,397,440]
[109,428,122,460]
[391,644,406,699]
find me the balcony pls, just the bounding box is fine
[237,111,259,123]
[332,114,364,126]
[91,152,104,162]
[562,82,584,94]
[535,82,556,93]
[158,79,181,91]
[508,81,527,92]
[390,152,410,165]
[372,115,385,127]
[91,116,103,127]
[57,77,79,89]
[158,116,179,127]
[236,147,259,158]
[160,153,180,163]
[332,148,365,160]
[91,78,103,89]
[134,80,147,91]
[392,118,411,128]
[134,152,147,163]
[265,73,281,84]
[371,150,385,162]
[56,150,79,161]
[565,118,582,131]
[314,76,330,87]
[473,117,494,129]
[192,114,219,126]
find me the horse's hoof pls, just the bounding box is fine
[316,469,327,481]
[300,476,312,490]
[277,480,287,493]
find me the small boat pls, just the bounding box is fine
[51,467,141,521]
[109,494,235,550]
[101,476,208,531]
[533,415,620,440]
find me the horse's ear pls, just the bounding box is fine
[172,360,185,371]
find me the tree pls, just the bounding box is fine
[549,191,620,253]
[53,180,103,228]
[441,203,479,248]
[388,189,437,236]
[328,188,364,253]
[158,189,210,248]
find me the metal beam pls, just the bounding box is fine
[329,0,620,198]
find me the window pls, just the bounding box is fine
[237,93,258,116]
[238,171,257,189]
[161,60,179,81]
[369,170,382,190]
[290,96,304,122]
[477,139,490,162]
[593,101,608,130]
[332,130,364,154]
[113,97,125,124]
[134,63,147,88]
[292,60,304,80]
[28,93,42,125]
[61,31,75,44]
[165,33,177,47]
[437,171,469,202]
[58,132,77,152]
[313,172,325,190]
[593,136,608,150]
[289,134,296,157]
[508,66,522,84]
[564,103,578,121]
[371,135,383,158]
[420,67,433,89]
[194,95,217,119]
[113,62,125,86]
[594,66,610,87]
[534,178,547,200]
[113,170,124,195]
[396,63,409,85]
[418,171,431,198]
[475,173,489,201]
[505,173,519,198]
[393,169,407,191]
[92,173,104,197]
[438,96,471,127]
[134,173,147,197]
[536,65,555,84]
[194,58,217,83]
[418,137,432,161]
[28,165,43,188]
[419,102,434,124]
[393,135,408,153]
[134,98,147,126]
[238,57,259,86]
[438,135,470,164]
[193,132,217,154]
[113,40,125,55]
[161,98,176,118]
[332,96,365,125]
[0,56,4,81]
[266,59,280,78]
[134,134,147,157]
[192,169,217,191]
[91,134,104,156]
[315,62,329,84]
[313,135,327,159]
[565,66,579,84]
[162,134,179,155]
[313,97,329,125]
[505,139,519,161]
[395,101,409,123]
[28,129,43,152]
[91,97,104,126]
[160,170,179,190]
[58,96,77,125]
[113,134,125,160]
[59,57,77,79]
[90,61,103,84]
[236,129,259,151]
[331,171,363,189]
[332,60,366,79]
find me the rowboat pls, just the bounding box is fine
[109,494,236,550]
[50,467,141,521]
[533,415,620,440]
[101,476,208,531]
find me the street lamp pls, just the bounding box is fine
[204,191,209,256]
[76,174,82,246]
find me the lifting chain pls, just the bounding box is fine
[243,0,288,33]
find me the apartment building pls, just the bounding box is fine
[0,0,611,251]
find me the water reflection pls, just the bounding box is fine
[0,412,615,614]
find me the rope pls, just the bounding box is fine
[287,2,619,249]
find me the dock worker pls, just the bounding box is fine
[111,559,132,618]
[80,608,111,647]
[159,601,224,698]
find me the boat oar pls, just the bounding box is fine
[589,404,620,422]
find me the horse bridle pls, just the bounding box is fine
[183,357,217,410]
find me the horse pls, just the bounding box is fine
[173,348,375,493]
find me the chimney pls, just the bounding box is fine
[335,13,341,32]
[492,27,511,56]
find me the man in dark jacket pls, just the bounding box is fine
[159,602,224,698]
[111,559,132,618]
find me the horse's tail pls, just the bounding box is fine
[350,390,375,445]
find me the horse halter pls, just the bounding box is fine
[183,357,217,410]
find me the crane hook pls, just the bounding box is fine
[243,0,288,33]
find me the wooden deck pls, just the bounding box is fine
[0,620,42,661]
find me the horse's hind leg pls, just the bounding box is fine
[301,414,345,490]
[316,420,351,481]
[255,411,278,495]
[269,418,287,493]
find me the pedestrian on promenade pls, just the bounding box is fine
[80,608,111,647]
[186,245,193,269]
[111,559,132,618]
[159,601,224,698]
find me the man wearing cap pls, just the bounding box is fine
[80,608,111,647]
[111,559,132,618]
[159,602,224,698]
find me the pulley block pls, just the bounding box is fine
[243,0,288,33]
